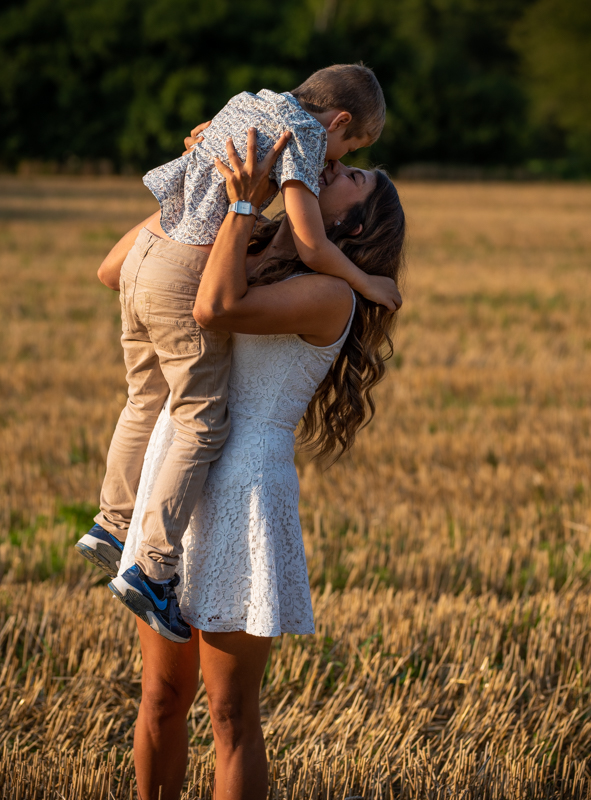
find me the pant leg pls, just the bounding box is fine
[95,238,170,539]
[130,242,232,581]
[135,326,231,580]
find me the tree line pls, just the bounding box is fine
[0,0,589,175]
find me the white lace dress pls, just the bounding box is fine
[119,288,355,637]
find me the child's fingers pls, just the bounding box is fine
[384,278,402,310]
[385,295,402,312]
[191,120,211,138]
[183,135,204,154]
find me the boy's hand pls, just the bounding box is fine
[183,120,212,154]
[215,127,291,209]
[359,274,403,312]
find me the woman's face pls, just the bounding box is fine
[318,160,376,225]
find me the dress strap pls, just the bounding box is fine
[281,272,313,282]
[337,289,356,343]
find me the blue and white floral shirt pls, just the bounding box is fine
[143,90,327,245]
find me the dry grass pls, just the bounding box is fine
[0,176,590,798]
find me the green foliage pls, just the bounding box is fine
[0,0,588,171]
[513,0,591,162]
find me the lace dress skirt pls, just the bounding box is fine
[119,400,315,637]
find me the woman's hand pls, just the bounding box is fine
[182,120,212,154]
[214,127,291,209]
[194,127,353,346]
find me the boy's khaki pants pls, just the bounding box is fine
[94,228,231,581]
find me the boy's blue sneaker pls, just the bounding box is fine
[108,565,191,643]
[75,524,124,578]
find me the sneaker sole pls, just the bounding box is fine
[108,576,191,644]
[75,536,121,579]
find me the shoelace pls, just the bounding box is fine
[163,582,182,615]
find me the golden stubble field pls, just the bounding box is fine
[0,176,590,798]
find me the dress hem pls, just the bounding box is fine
[185,618,316,637]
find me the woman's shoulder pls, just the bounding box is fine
[284,273,352,304]
[283,274,354,347]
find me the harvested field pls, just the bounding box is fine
[0,176,590,798]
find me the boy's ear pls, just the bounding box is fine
[327,111,352,133]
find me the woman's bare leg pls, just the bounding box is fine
[198,630,273,800]
[134,619,201,800]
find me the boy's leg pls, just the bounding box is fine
[94,237,170,541]
[134,325,232,582]
[94,334,169,541]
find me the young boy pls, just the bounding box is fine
[76,63,397,642]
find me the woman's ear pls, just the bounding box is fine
[351,224,363,236]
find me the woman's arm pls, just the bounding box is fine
[283,182,401,312]
[193,129,353,347]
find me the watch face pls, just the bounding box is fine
[236,201,251,214]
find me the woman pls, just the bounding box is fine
[101,125,405,800]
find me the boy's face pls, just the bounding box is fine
[325,128,372,161]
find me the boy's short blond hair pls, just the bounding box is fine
[291,63,386,144]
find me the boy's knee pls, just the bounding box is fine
[173,423,229,454]
[125,392,168,419]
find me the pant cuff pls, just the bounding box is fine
[94,512,128,542]
[135,549,177,582]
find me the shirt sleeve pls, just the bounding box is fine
[273,122,327,198]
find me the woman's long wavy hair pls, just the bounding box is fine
[249,169,406,461]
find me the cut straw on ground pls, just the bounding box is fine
[0,176,590,797]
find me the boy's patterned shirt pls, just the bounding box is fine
[143,90,327,246]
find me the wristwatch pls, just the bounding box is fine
[228,200,259,218]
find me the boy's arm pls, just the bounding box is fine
[97,211,160,290]
[282,182,401,312]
